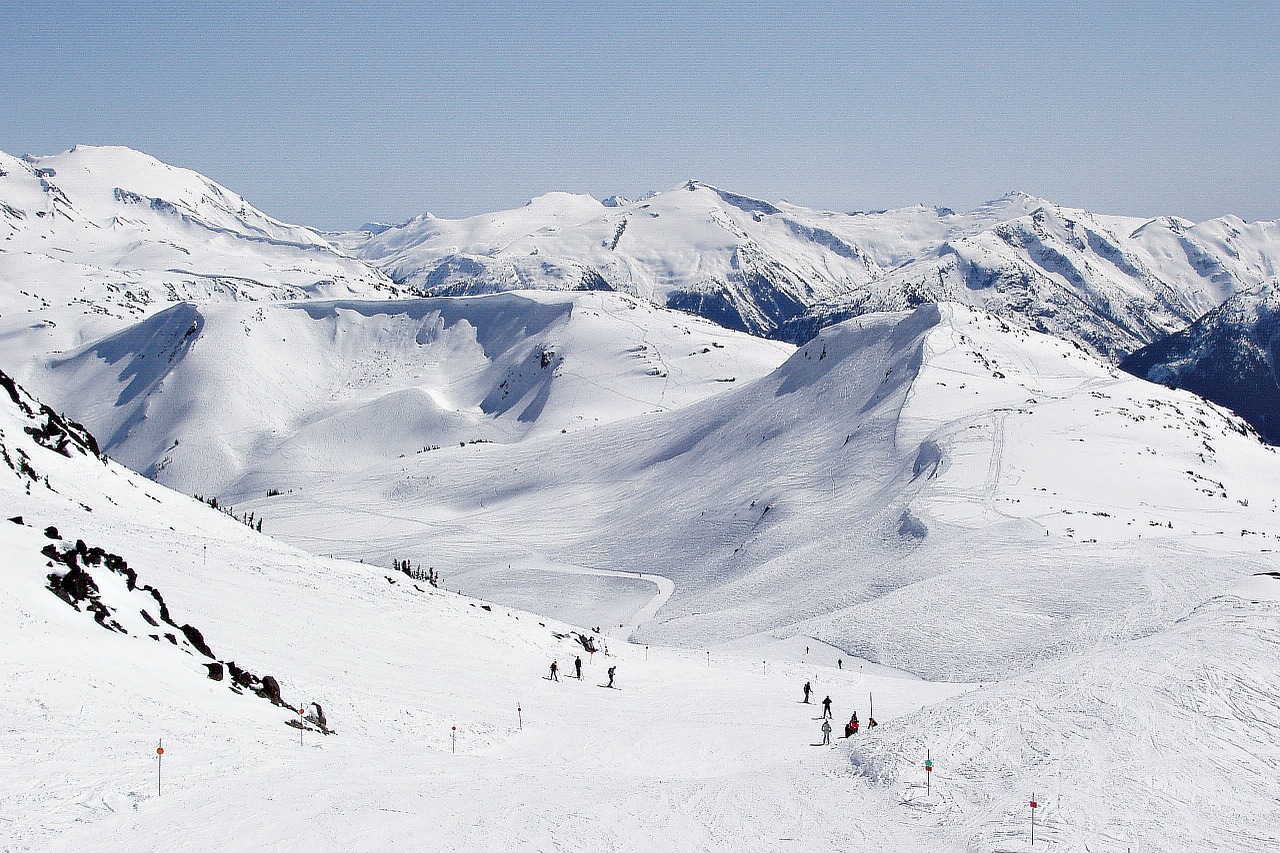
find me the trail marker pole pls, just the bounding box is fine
[299,706,305,746]
[763,660,767,676]
[645,645,649,661]
[451,725,456,754]
[518,705,522,730]
[706,650,710,667]
[1030,794,1038,844]
[869,692,874,719]
[924,751,932,796]
[155,741,164,796]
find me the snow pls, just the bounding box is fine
[0,145,400,384]
[30,290,794,497]
[360,181,1280,356]
[5,146,1280,852]
[4,350,1280,852]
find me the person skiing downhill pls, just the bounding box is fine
[607,665,616,688]
[549,661,559,681]
[820,719,832,745]
[821,696,832,718]
[575,656,583,679]
[803,681,812,703]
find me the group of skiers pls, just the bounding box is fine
[805,680,877,745]
[549,656,615,688]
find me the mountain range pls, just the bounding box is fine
[359,180,1280,360]
[4,144,1280,850]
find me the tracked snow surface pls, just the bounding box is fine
[243,303,1280,676]
[3,312,1280,851]
[359,184,1280,358]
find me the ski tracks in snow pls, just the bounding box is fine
[524,562,674,639]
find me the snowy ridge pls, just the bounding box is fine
[0,145,399,378]
[33,290,793,497]
[361,184,1280,358]
[1122,277,1280,442]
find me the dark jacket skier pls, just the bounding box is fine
[549,660,559,681]
[575,656,583,679]
[822,696,832,718]
[803,681,812,703]
[607,665,616,688]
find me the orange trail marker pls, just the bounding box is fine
[155,740,164,795]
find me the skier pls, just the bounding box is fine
[803,681,812,703]
[607,665,616,688]
[838,658,843,670]
[574,656,583,679]
[821,695,833,718]
[867,716,878,731]
[820,719,832,745]
[549,660,559,681]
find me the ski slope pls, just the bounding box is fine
[4,357,1279,852]
[241,304,1280,684]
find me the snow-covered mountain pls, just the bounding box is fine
[234,303,1280,680]
[0,145,399,376]
[358,184,1280,358]
[32,291,793,497]
[1122,278,1280,442]
[359,181,884,337]
[6,348,1279,853]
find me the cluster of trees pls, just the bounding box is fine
[393,559,438,587]
[194,495,264,533]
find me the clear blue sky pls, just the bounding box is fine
[3,1,1277,228]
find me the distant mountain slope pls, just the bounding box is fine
[0,145,399,374]
[359,181,888,337]
[250,303,1280,681]
[1122,279,1280,442]
[361,184,1280,358]
[33,290,793,498]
